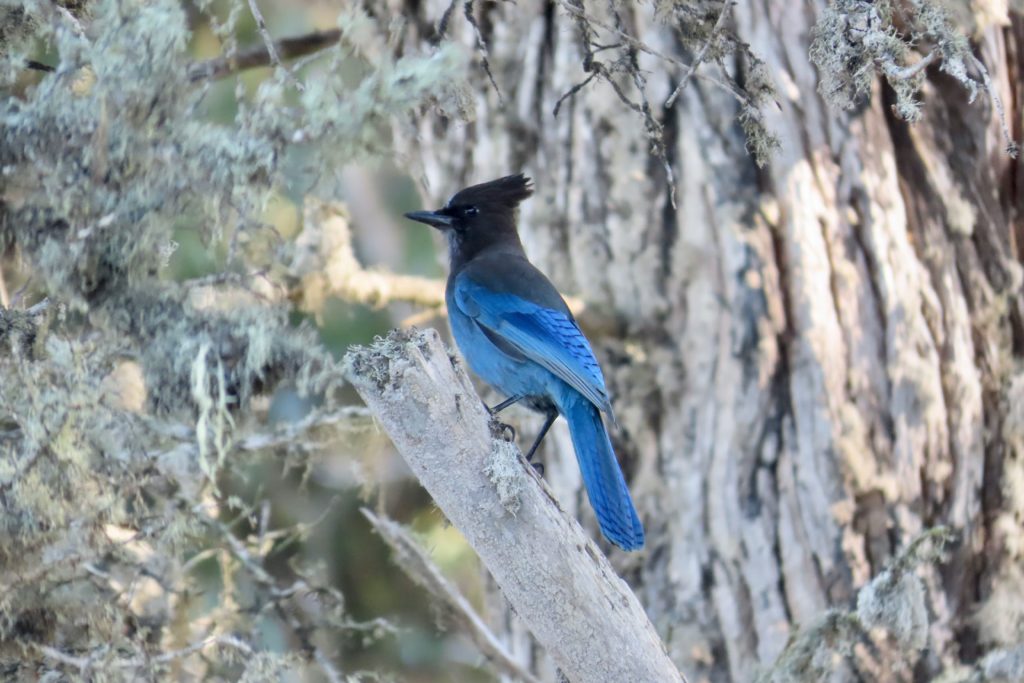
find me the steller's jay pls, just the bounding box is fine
[405,174,644,551]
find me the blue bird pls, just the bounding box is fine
[405,174,644,551]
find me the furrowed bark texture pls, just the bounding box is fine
[343,329,684,683]
[386,2,1024,680]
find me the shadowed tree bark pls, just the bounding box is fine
[383,1,1024,680]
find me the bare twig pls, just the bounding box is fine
[553,73,597,117]
[151,635,255,663]
[37,635,254,672]
[557,1,696,206]
[665,1,733,108]
[966,53,1019,159]
[591,60,644,115]
[37,645,91,671]
[188,29,341,83]
[199,510,346,682]
[888,526,955,574]
[463,1,504,103]
[556,0,751,106]
[878,49,938,81]
[25,296,49,317]
[235,407,374,451]
[437,0,460,37]
[55,5,85,35]
[558,2,680,72]
[363,509,544,683]
[622,48,677,208]
[344,329,686,683]
[245,0,304,91]
[24,59,55,73]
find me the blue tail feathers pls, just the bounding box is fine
[559,394,644,550]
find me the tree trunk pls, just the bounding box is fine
[388,1,1023,680]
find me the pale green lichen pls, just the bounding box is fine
[856,566,929,650]
[0,0,464,678]
[758,527,955,682]
[810,1,911,115]
[811,0,1014,145]
[484,435,525,516]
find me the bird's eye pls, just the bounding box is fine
[464,206,479,215]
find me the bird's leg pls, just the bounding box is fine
[488,394,523,415]
[524,409,558,477]
[486,394,523,442]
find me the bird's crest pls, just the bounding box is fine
[446,174,534,209]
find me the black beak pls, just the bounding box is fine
[404,210,453,229]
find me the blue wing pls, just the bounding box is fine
[452,272,614,418]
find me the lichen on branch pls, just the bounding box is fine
[810,0,1019,156]
[0,0,469,679]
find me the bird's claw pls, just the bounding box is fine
[531,461,545,477]
[490,419,516,442]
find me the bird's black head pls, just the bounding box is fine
[405,175,533,260]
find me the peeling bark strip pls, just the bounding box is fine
[343,329,684,683]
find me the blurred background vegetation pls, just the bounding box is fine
[1,0,496,680]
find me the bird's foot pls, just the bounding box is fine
[487,394,523,416]
[489,419,516,443]
[501,423,516,442]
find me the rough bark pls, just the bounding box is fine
[384,1,1024,680]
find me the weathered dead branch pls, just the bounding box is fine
[344,328,685,683]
